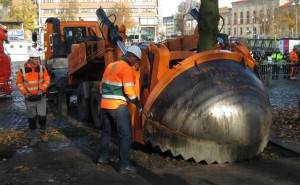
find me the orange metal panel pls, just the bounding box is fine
[165,39,182,51]
[68,43,87,76]
[181,35,198,51]
[131,68,145,144]
[148,45,170,92]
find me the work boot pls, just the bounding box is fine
[39,126,48,142]
[29,129,39,147]
[97,157,109,164]
[119,165,137,174]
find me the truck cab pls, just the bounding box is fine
[42,18,102,89]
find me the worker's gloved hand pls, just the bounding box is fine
[132,98,143,116]
[37,90,43,96]
[139,108,143,116]
[25,92,31,99]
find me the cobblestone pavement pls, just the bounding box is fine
[0,79,300,185]
[0,90,27,131]
[0,79,299,132]
[1,78,299,154]
[0,86,76,131]
[266,79,300,109]
[265,78,300,153]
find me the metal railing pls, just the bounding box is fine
[257,62,298,80]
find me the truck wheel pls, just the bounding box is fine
[77,84,92,122]
[91,91,103,129]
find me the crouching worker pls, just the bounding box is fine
[98,45,143,174]
[16,49,50,147]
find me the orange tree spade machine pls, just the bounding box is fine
[35,7,272,163]
[0,24,13,96]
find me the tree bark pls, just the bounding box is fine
[197,0,219,53]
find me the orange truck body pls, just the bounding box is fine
[0,24,13,96]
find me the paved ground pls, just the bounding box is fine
[0,78,299,185]
[0,148,299,185]
[266,78,300,109]
[266,78,300,155]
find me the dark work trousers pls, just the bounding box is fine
[99,105,132,168]
[260,64,268,79]
[25,95,47,130]
[25,94,47,118]
[272,63,280,80]
[282,64,289,78]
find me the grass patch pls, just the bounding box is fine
[47,133,68,141]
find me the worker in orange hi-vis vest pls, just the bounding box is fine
[16,49,50,147]
[289,47,299,80]
[98,45,142,174]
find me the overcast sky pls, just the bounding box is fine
[159,0,235,17]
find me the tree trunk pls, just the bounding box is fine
[197,0,219,53]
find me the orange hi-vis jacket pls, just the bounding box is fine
[16,63,50,95]
[100,58,137,109]
[289,50,299,64]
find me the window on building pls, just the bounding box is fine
[80,8,97,13]
[253,27,257,38]
[240,27,242,35]
[141,27,155,41]
[43,9,56,13]
[228,28,231,35]
[240,12,243,24]
[140,17,158,25]
[253,11,257,23]
[246,11,250,24]
[234,12,237,25]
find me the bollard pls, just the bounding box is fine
[58,91,68,117]
[266,68,272,86]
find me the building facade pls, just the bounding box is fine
[219,0,295,39]
[37,0,158,42]
[162,16,175,38]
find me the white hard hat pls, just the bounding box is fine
[127,45,141,60]
[28,49,40,58]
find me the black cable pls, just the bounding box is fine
[99,14,116,40]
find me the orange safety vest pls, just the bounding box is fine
[16,63,50,95]
[289,50,299,64]
[100,59,137,109]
